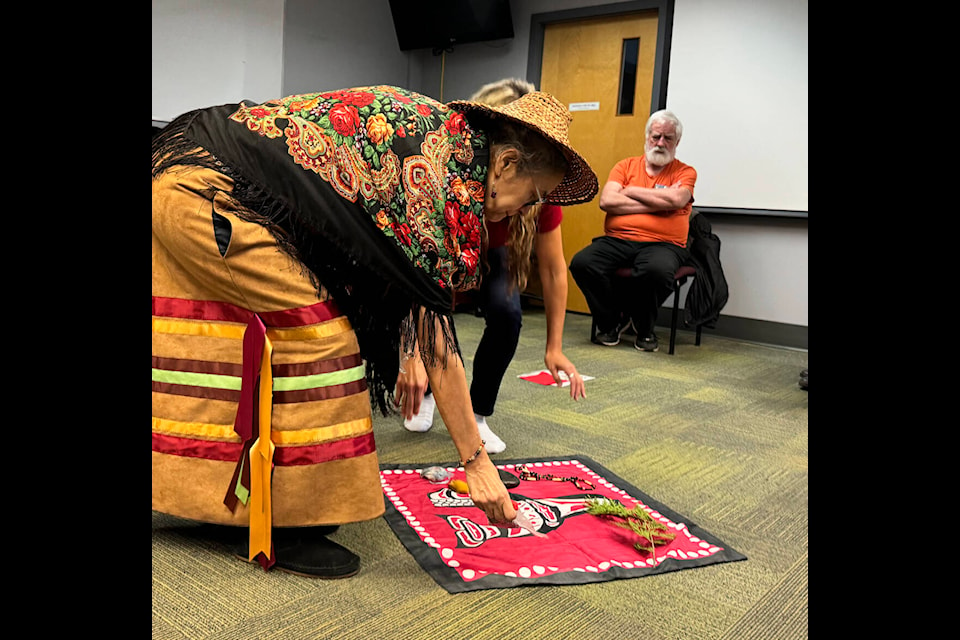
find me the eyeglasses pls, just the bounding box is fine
[523,183,548,209]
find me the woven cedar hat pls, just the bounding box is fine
[447,91,599,206]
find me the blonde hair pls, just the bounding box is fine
[470,78,537,106]
[470,78,541,292]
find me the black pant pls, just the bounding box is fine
[569,236,688,337]
[470,245,522,416]
[424,246,522,417]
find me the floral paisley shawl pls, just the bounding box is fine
[228,85,487,293]
[153,86,490,414]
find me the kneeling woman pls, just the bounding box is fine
[152,86,598,578]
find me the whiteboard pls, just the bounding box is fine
[666,0,808,213]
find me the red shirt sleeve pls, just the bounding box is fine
[487,205,562,248]
[536,204,562,233]
[486,218,509,248]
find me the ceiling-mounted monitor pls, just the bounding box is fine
[389,0,514,52]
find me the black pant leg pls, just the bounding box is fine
[470,246,522,417]
[625,243,688,336]
[569,236,635,332]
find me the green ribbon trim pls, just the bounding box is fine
[152,369,241,390]
[152,363,365,392]
[272,364,366,391]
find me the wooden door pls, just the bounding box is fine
[540,11,659,313]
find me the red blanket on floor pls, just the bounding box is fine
[380,457,746,593]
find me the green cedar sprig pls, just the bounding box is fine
[585,498,677,559]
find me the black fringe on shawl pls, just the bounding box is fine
[153,111,462,416]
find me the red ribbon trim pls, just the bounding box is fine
[152,378,366,404]
[273,379,368,403]
[152,356,244,377]
[152,296,341,327]
[153,431,377,466]
[152,381,241,402]
[272,353,363,377]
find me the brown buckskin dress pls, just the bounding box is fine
[152,86,489,566]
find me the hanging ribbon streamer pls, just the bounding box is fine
[223,314,265,512]
[221,314,276,570]
[248,334,275,569]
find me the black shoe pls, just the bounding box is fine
[799,369,808,391]
[233,527,359,579]
[635,332,659,352]
[593,318,632,346]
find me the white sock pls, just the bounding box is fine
[475,414,506,454]
[403,394,436,432]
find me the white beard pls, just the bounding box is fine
[645,146,674,167]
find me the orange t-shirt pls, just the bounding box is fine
[603,156,697,247]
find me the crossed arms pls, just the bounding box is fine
[598,180,692,216]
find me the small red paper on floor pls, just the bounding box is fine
[518,370,595,387]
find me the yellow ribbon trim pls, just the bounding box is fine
[152,316,352,341]
[151,415,372,445]
[152,317,246,339]
[265,317,352,341]
[272,417,373,445]
[151,416,239,441]
[248,334,275,562]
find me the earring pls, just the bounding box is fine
[491,181,497,199]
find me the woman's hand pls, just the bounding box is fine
[411,311,515,524]
[545,348,586,401]
[394,349,429,420]
[463,452,516,524]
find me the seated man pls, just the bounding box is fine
[569,109,696,352]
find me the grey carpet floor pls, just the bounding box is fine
[153,309,808,639]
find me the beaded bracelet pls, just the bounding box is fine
[460,441,486,467]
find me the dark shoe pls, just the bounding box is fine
[799,369,808,391]
[498,468,520,488]
[176,523,341,547]
[233,527,359,579]
[635,333,659,352]
[593,318,632,346]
